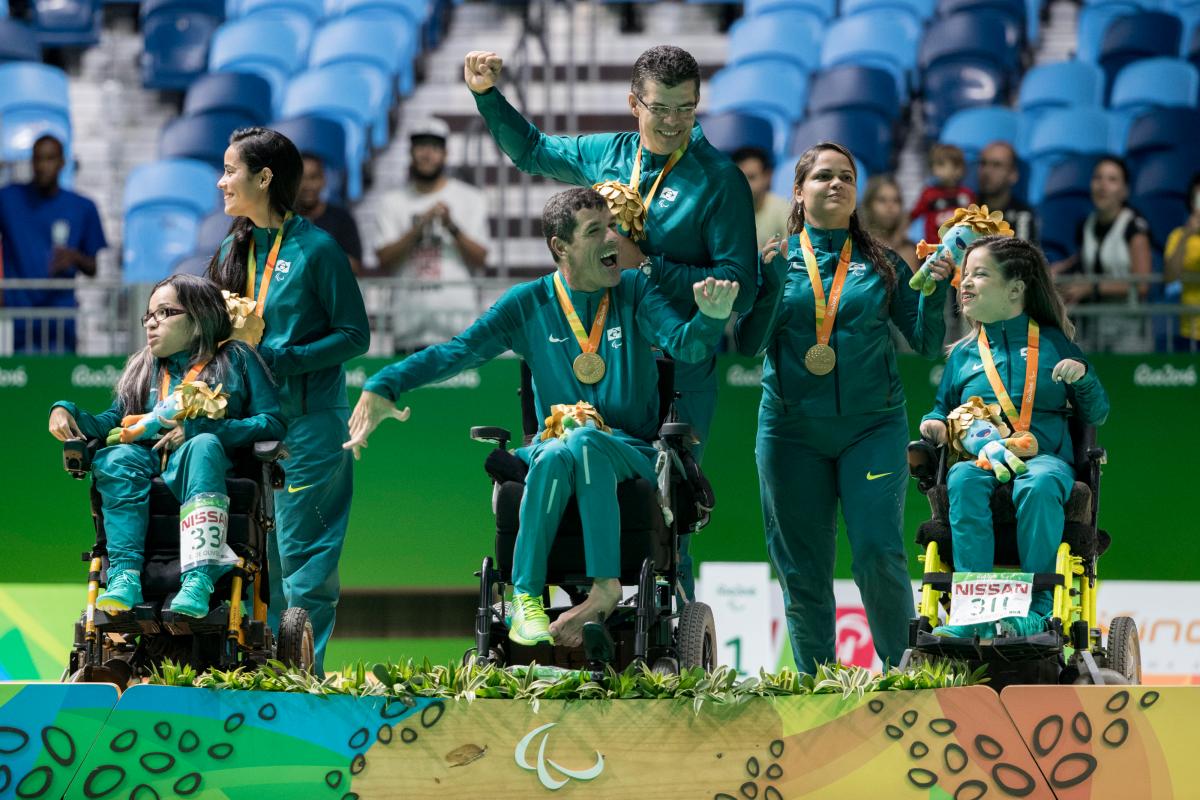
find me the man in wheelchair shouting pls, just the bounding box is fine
[917,237,1109,639]
[345,187,739,646]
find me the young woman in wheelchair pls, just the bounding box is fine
[918,236,1110,638]
[48,274,286,617]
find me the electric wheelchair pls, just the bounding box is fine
[61,436,314,686]
[900,414,1141,689]
[467,358,719,673]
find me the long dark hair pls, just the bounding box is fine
[953,236,1076,351]
[115,274,242,414]
[786,142,896,294]
[206,127,303,295]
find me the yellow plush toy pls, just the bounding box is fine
[540,401,612,441]
[946,396,1038,482]
[911,204,1014,295]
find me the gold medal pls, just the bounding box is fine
[591,138,687,241]
[804,343,836,375]
[572,352,606,384]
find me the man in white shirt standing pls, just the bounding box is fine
[372,118,490,349]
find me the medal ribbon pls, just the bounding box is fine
[553,273,610,356]
[977,319,1040,432]
[244,211,292,316]
[628,138,688,209]
[799,229,853,346]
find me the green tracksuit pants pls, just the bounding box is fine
[756,402,912,674]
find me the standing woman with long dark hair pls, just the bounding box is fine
[734,142,953,674]
[207,127,369,674]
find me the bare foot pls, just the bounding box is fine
[549,579,621,647]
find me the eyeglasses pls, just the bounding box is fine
[141,307,188,327]
[634,95,698,119]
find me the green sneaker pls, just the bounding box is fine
[168,571,215,618]
[932,621,995,639]
[999,612,1048,637]
[508,593,553,646]
[96,570,142,613]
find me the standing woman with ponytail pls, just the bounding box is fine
[208,128,370,674]
[734,142,953,674]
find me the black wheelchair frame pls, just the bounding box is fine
[467,358,719,673]
[900,414,1141,688]
[62,436,314,686]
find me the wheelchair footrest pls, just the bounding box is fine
[161,602,232,636]
[912,628,1064,661]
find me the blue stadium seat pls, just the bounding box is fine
[0,18,41,62]
[0,63,72,174]
[160,111,258,169]
[1025,108,1115,203]
[1110,57,1199,113]
[771,153,869,199]
[1076,4,1137,62]
[744,0,835,21]
[308,14,418,95]
[708,61,808,156]
[936,0,1027,45]
[940,107,1023,163]
[1037,195,1092,262]
[337,0,437,49]
[919,11,1019,136]
[239,7,315,53]
[841,0,934,22]
[820,10,922,99]
[238,0,325,18]
[209,16,305,115]
[122,159,221,284]
[33,0,101,47]
[272,115,346,171]
[182,71,273,125]
[139,0,224,90]
[790,110,893,174]
[727,10,823,74]
[807,64,901,124]
[1189,23,1200,72]
[172,254,214,277]
[922,62,1012,139]
[299,61,392,149]
[1132,150,1200,246]
[1041,154,1102,201]
[1097,12,1184,97]
[1124,107,1200,175]
[1017,61,1105,122]
[196,209,233,256]
[279,66,373,200]
[698,111,776,157]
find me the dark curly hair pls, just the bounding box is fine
[630,46,700,97]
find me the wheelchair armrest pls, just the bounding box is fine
[658,422,693,441]
[1086,446,1107,466]
[63,438,102,479]
[471,426,511,449]
[907,438,943,494]
[252,441,287,462]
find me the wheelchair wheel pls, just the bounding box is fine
[1106,616,1141,684]
[277,607,315,672]
[677,602,716,670]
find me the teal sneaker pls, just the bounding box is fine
[999,612,1048,637]
[932,621,995,639]
[508,593,554,646]
[96,570,142,613]
[168,571,215,618]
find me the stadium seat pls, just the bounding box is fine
[1017,61,1105,122]
[1110,57,1199,114]
[743,0,835,21]
[807,64,902,125]
[819,10,922,99]
[919,11,1019,136]
[238,0,324,18]
[1123,107,1200,175]
[171,253,214,277]
[1076,4,1137,63]
[0,63,72,173]
[195,209,233,256]
[298,61,391,149]
[790,110,893,174]
[1025,108,1114,203]
[936,0,1027,43]
[337,0,437,50]
[238,7,315,53]
[209,17,305,115]
[182,71,273,125]
[1097,12,1184,97]
[1188,23,1200,72]
[139,0,224,90]
[940,107,1024,163]
[272,114,346,184]
[771,153,869,199]
[309,14,418,94]
[279,66,373,200]
[1041,154,1102,201]
[34,0,101,47]
[160,111,258,169]
[841,0,934,22]
[1037,195,1092,262]
[122,159,221,284]
[0,18,41,62]
[921,62,1011,140]
[727,10,824,73]
[1132,150,1200,246]
[698,111,776,157]
[708,61,808,156]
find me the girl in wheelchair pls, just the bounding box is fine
[918,237,1109,638]
[48,274,285,617]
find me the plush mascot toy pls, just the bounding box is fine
[540,401,612,441]
[946,396,1039,483]
[107,381,229,446]
[909,204,1014,296]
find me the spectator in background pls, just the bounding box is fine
[910,143,975,244]
[976,141,1038,243]
[295,153,363,274]
[1164,173,1200,351]
[732,146,791,250]
[0,134,106,353]
[862,175,917,270]
[1057,156,1152,353]
[372,118,489,348]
